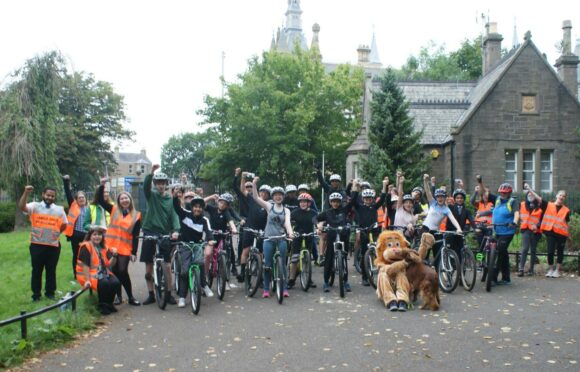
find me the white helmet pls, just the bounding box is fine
[329,174,341,182]
[285,184,297,193]
[361,189,375,198]
[360,181,371,189]
[271,186,285,196]
[297,183,309,191]
[329,192,343,201]
[259,184,271,193]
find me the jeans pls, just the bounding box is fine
[519,230,540,271]
[262,239,288,291]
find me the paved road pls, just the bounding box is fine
[22,262,580,371]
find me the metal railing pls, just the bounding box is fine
[509,251,580,274]
[0,286,89,339]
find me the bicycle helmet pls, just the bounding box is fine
[329,192,343,201]
[453,189,466,198]
[259,184,271,193]
[412,186,424,195]
[297,183,309,191]
[271,186,285,196]
[434,188,447,198]
[152,172,169,182]
[360,181,371,189]
[329,174,341,182]
[402,194,414,201]
[218,193,234,204]
[361,189,375,198]
[297,193,313,202]
[497,183,513,194]
[285,184,297,193]
[190,196,205,208]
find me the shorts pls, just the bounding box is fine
[139,232,172,263]
[242,230,263,253]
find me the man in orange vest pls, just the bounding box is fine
[19,185,68,301]
[517,184,547,277]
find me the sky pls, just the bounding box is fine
[1,0,578,164]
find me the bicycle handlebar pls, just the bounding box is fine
[242,227,265,236]
[356,223,379,232]
[322,224,351,233]
[264,234,289,241]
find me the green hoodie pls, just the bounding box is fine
[141,174,180,234]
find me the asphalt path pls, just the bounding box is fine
[20,262,580,371]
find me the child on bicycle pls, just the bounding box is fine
[289,192,318,289]
[315,192,354,293]
[446,188,475,261]
[393,173,420,241]
[350,178,388,286]
[250,178,294,299]
[172,195,215,307]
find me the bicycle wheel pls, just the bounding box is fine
[461,248,477,291]
[224,244,232,282]
[438,249,459,293]
[299,250,312,292]
[217,253,227,300]
[154,261,168,310]
[337,250,345,298]
[485,248,497,292]
[190,267,201,315]
[172,251,180,294]
[275,256,284,304]
[245,254,262,297]
[364,247,377,289]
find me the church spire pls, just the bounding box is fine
[285,0,303,31]
[311,23,321,59]
[368,31,382,66]
[512,17,520,49]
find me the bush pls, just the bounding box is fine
[567,214,580,252]
[0,202,16,233]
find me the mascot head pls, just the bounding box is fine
[375,230,410,265]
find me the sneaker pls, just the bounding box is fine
[283,290,289,298]
[323,283,330,292]
[344,282,352,292]
[203,285,214,298]
[45,294,55,300]
[517,270,524,277]
[397,301,408,312]
[229,282,238,289]
[262,290,270,298]
[545,269,554,278]
[552,270,560,278]
[98,304,111,315]
[388,300,398,312]
[167,295,177,305]
[128,297,141,306]
[114,296,122,305]
[497,279,511,285]
[236,274,245,283]
[287,279,295,289]
[527,271,534,277]
[178,297,186,308]
[142,294,155,305]
[309,281,317,288]
[318,255,325,266]
[362,278,370,287]
[32,295,41,302]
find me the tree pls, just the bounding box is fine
[198,49,364,187]
[397,37,482,81]
[361,69,429,188]
[160,129,217,184]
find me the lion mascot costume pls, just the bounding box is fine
[374,230,422,312]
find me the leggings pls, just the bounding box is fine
[324,231,350,285]
[98,274,121,305]
[112,255,134,299]
[69,231,85,277]
[546,233,566,265]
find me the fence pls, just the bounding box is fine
[510,251,580,274]
[0,286,89,339]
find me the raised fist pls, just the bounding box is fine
[235,168,241,175]
[423,174,429,181]
[24,185,34,193]
[62,175,70,181]
[152,164,160,173]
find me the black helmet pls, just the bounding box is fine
[403,194,413,201]
[190,196,205,208]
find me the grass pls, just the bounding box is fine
[0,231,99,369]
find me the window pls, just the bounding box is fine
[504,150,517,190]
[128,165,133,174]
[540,151,553,192]
[353,161,359,180]
[522,151,535,190]
[141,165,145,174]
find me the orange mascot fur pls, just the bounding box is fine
[374,230,422,311]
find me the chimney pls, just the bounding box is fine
[114,146,120,159]
[554,20,579,98]
[357,44,371,65]
[140,148,147,157]
[482,22,503,75]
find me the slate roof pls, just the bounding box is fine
[117,152,152,165]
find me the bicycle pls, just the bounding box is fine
[140,235,174,310]
[242,228,264,297]
[293,232,317,292]
[172,241,205,314]
[206,231,230,300]
[359,223,379,289]
[429,230,462,293]
[475,223,511,292]
[323,225,351,298]
[458,231,477,292]
[263,234,288,304]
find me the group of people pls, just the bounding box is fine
[18,164,571,313]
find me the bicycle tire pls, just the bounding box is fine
[217,253,227,301]
[337,250,345,298]
[364,247,377,289]
[353,248,362,274]
[245,254,262,297]
[461,248,477,291]
[190,267,201,315]
[154,261,168,310]
[224,243,232,282]
[172,251,181,295]
[438,249,460,293]
[275,256,284,304]
[299,250,312,292]
[485,248,497,292]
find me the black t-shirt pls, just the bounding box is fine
[290,208,317,234]
[351,191,386,228]
[246,195,268,230]
[205,204,232,232]
[316,206,350,228]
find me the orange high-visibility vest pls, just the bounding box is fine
[439,217,447,231]
[105,206,141,256]
[76,242,111,291]
[64,201,81,237]
[377,205,388,229]
[519,201,543,231]
[475,201,493,225]
[540,202,570,237]
[30,210,64,247]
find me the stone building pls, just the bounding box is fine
[110,147,152,192]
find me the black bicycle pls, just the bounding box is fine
[243,228,264,297]
[323,225,351,298]
[475,223,511,292]
[140,235,174,310]
[359,223,379,289]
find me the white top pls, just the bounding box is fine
[422,200,451,231]
[393,206,414,228]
